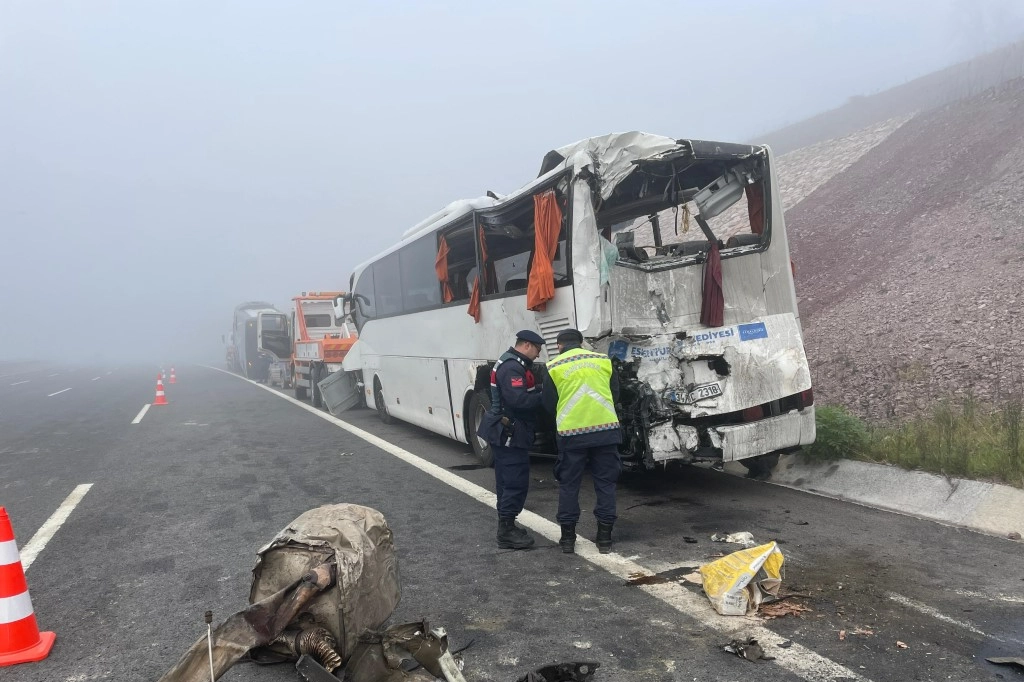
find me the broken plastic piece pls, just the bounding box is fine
[710,531,755,546]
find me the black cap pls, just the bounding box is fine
[556,328,584,345]
[516,330,545,346]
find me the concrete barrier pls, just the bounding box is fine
[726,455,1024,539]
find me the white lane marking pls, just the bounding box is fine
[10,380,29,386]
[208,366,867,682]
[132,404,151,424]
[952,588,1024,604]
[20,483,93,571]
[47,388,72,397]
[887,592,1024,645]
[92,376,101,381]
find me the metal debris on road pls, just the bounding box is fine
[896,641,909,649]
[722,637,775,662]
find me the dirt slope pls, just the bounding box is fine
[787,79,1024,419]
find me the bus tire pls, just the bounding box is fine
[374,377,395,425]
[467,390,494,468]
[311,364,324,409]
[294,369,308,401]
[741,452,780,479]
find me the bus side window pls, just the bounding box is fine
[440,221,476,303]
[353,265,377,329]
[400,235,442,312]
[479,194,536,296]
[374,252,402,317]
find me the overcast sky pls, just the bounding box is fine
[2,1,1023,363]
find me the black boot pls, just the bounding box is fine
[596,522,614,554]
[559,524,576,554]
[497,517,535,549]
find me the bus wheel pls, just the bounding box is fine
[311,365,324,409]
[374,377,395,425]
[741,452,780,479]
[467,391,494,468]
[294,370,308,401]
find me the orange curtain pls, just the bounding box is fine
[467,275,481,323]
[745,183,764,235]
[435,236,453,303]
[527,190,562,311]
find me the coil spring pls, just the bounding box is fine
[298,627,342,673]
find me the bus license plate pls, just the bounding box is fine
[687,383,722,402]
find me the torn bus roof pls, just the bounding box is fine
[539,132,763,200]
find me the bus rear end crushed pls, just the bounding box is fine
[599,313,815,470]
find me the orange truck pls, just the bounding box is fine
[271,292,357,408]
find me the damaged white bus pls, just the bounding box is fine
[333,132,815,476]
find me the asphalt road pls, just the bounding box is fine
[1,363,1021,682]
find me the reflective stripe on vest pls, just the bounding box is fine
[548,347,619,436]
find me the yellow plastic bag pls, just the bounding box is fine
[699,541,784,616]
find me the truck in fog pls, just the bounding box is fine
[229,302,291,382]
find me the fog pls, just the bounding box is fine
[2,1,1023,365]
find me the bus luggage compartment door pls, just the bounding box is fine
[320,370,362,415]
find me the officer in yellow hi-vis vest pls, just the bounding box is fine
[543,328,621,554]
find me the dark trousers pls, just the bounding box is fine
[493,444,530,519]
[554,443,621,525]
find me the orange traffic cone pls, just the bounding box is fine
[153,375,168,406]
[169,367,176,385]
[0,507,56,666]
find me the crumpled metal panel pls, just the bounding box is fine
[250,504,401,662]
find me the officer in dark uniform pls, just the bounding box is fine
[477,330,545,549]
[543,328,622,554]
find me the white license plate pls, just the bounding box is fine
[687,383,722,402]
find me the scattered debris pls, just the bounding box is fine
[722,638,775,663]
[852,627,874,637]
[1009,531,1022,541]
[778,640,793,649]
[987,657,1024,670]
[515,661,600,682]
[838,630,846,641]
[896,641,909,649]
[573,641,592,650]
[711,531,755,546]
[700,542,784,616]
[759,602,812,620]
[683,536,699,544]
